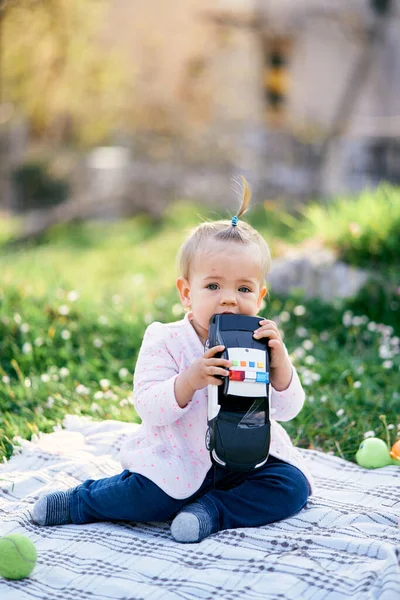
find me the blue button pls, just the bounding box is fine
[249,361,255,368]
[256,372,269,383]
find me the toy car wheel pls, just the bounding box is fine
[205,428,211,451]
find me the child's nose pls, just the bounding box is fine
[221,293,237,305]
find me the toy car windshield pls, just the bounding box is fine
[205,314,271,472]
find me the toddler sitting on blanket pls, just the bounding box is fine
[32,178,313,543]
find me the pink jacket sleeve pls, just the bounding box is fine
[270,366,305,422]
[133,322,192,426]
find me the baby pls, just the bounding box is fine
[32,178,313,543]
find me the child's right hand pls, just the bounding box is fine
[185,345,232,391]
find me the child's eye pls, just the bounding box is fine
[238,286,251,293]
[206,283,219,290]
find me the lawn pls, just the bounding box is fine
[0,196,399,464]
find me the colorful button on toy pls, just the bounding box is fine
[257,362,264,368]
[240,361,246,367]
[229,370,245,381]
[232,361,239,366]
[256,371,269,383]
[249,361,255,368]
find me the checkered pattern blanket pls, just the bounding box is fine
[1,416,399,600]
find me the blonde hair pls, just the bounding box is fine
[178,177,271,281]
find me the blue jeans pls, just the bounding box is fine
[69,455,309,533]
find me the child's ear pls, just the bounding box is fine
[176,277,191,308]
[258,285,268,308]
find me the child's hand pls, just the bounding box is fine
[253,319,293,391]
[185,345,232,392]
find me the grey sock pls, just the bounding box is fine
[171,501,214,543]
[32,490,73,526]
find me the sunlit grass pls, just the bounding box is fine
[0,195,399,464]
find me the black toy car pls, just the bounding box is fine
[205,313,271,472]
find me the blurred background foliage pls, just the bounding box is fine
[1,0,131,145]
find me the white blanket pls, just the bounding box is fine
[0,416,399,600]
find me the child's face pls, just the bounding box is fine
[177,242,267,343]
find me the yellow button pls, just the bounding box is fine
[257,362,264,368]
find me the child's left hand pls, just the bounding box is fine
[253,319,292,391]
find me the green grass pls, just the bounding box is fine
[298,184,400,268]
[0,199,399,464]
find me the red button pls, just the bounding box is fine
[229,370,245,381]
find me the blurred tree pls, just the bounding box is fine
[0,0,131,146]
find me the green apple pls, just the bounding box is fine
[355,437,394,468]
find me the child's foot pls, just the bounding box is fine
[32,490,74,526]
[171,501,215,543]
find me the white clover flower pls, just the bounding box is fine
[293,305,306,316]
[305,356,316,365]
[58,305,70,316]
[279,311,290,323]
[388,424,395,430]
[61,329,71,340]
[312,373,321,382]
[320,395,327,403]
[132,274,144,285]
[20,323,30,333]
[119,367,129,379]
[2,375,10,384]
[307,395,315,403]
[367,322,377,332]
[296,327,308,338]
[93,391,104,400]
[59,367,70,378]
[67,290,79,302]
[356,365,365,375]
[100,378,110,389]
[302,340,314,351]
[363,430,375,438]
[76,384,90,395]
[93,338,103,348]
[353,381,362,389]
[98,315,108,325]
[40,374,50,383]
[144,313,154,325]
[292,347,306,360]
[336,409,344,417]
[342,311,353,327]
[104,390,118,401]
[52,374,59,381]
[390,336,400,346]
[90,402,100,413]
[14,313,22,324]
[172,303,184,316]
[320,331,329,341]
[119,398,129,407]
[382,360,393,369]
[301,372,313,386]
[24,377,31,388]
[46,396,55,408]
[22,342,32,354]
[379,345,393,360]
[34,337,44,347]
[127,394,135,405]
[351,316,363,327]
